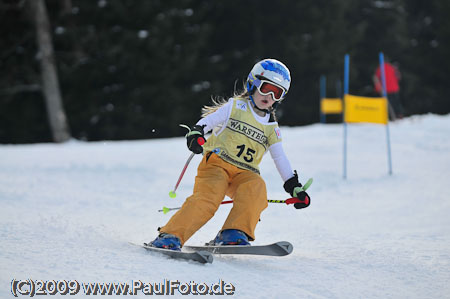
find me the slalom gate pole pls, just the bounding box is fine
[379,52,393,175]
[343,54,350,179]
[320,75,327,123]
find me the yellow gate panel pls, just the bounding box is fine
[344,94,388,124]
[321,98,343,114]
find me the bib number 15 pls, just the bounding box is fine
[236,144,255,162]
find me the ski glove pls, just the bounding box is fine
[283,171,311,209]
[186,125,206,154]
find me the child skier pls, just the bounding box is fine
[150,58,311,250]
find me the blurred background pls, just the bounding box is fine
[1,0,449,143]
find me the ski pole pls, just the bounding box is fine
[159,186,312,214]
[268,197,309,206]
[169,125,205,198]
[159,200,233,214]
[272,177,313,206]
[162,178,313,213]
[158,198,303,214]
[168,152,195,198]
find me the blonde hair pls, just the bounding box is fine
[201,90,248,117]
[201,82,277,121]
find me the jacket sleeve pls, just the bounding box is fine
[196,99,233,134]
[269,142,295,182]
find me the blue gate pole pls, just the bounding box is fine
[379,52,393,175]
[343,54,350,179]
[336,79,343,123]
[320,75,326,123]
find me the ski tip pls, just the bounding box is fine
[276,241,294,255]
[140,243,213,264]
[195,251,214,264]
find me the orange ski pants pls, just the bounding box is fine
[160,153,268,245]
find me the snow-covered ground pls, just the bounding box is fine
[1,114,449,298]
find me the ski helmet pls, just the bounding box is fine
[246,58,291,100]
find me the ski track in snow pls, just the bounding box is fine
[1,114,449,298]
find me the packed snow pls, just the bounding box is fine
[1,114,449,298]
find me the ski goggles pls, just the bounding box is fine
[255,79,287,101]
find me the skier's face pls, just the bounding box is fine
[253,89,276,110]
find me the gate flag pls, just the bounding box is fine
[321,98,343,114]
[344,94,388,125]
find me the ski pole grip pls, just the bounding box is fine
[303,196,310,205]
[285,197,309,205]
[197,136,205,146]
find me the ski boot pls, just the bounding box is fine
[214,229,250,246]
[148,233,181,251]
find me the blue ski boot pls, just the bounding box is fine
[149,233,181,251]
[214,229,250,246]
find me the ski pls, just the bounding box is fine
[184,241,293,256]
[130,242,213,264]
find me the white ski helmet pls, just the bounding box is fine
[246,58,291,100]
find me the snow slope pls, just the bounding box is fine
[1,114,449,298]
